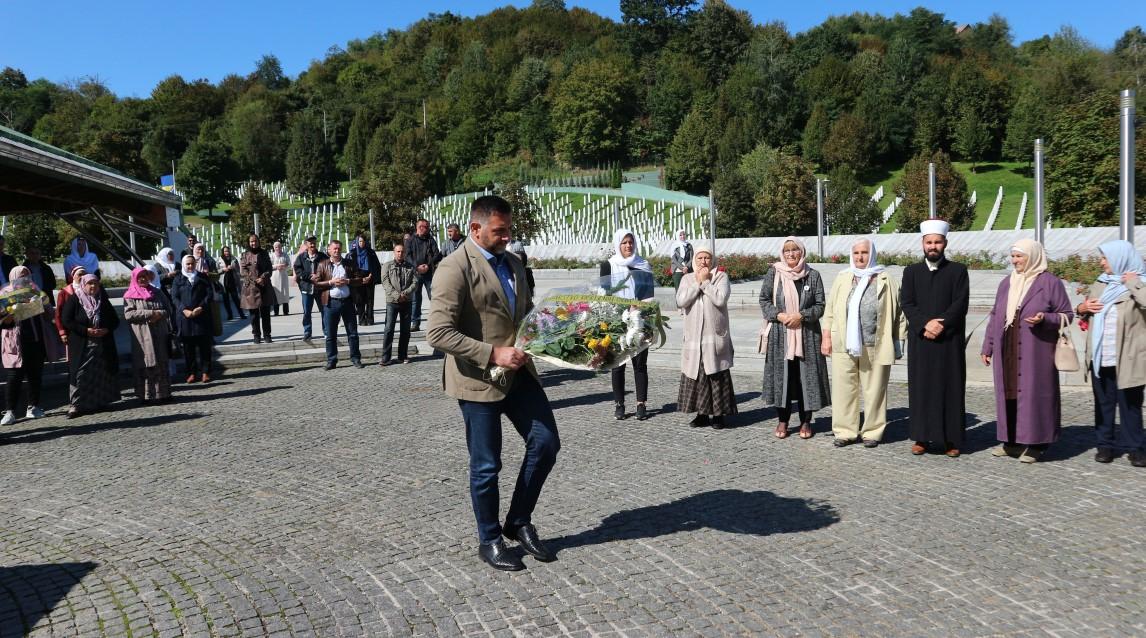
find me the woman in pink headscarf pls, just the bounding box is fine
[123,267,173,404]
[759,237,830,440]
[60,274,121,418]
[1,266,63,425]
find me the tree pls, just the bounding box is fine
[737,142,780,191]
[1001,84,1049,166]
[223,95,287,181]
[551,59,635,164]
[824,166,882,234]
[5,213,63,261]
[252,54,289,90]
[285,113,339,203]
[341,107,375,180]
[620,0,698,58]
[755,152,817,238]
[951,108,992,172]
[345,163,427,246]
[665,99,716,194]
[1113,26,1146,88]
[495,180,547,243]
[687,0,752,85]
[713,169,757,237]
[822,112,873,172]
[801,103,831,165]
[1047,93,1146,227]
[176,125,238,217]
[893,150,973,232]
[230,183,289,245]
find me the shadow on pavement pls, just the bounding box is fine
[550,489,839,555]
[179,385,292,402]
[548,391,614,411]
[540,368,597,388]
[0,412,204,445]
[0,562,98,637]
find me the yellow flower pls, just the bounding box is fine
[600,334,612,348]
[599,322,609,330]
[586,338,599,349]
[555,308,568,320]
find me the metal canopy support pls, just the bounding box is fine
[708,188,716,266]
[53,211,135,271]
[86,206,148,266]
[815,178,825,258]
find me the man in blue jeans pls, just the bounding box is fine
[313,239,364,370]
[427,195,560,572]
[292,235,328,346]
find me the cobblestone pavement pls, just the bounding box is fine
[1,362,1144,637]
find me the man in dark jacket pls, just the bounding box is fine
[313,239,366,369]
[403,218,441,331]
[292,235,328,345]
[22,247,56,295]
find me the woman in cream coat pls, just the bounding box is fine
[675,248,736,428]
[821,238,906,447]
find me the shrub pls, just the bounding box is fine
[1047,254,1104,286]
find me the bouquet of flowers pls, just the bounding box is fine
[0,285,46,321]
[492,275,668,380]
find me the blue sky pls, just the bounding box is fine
[2,1,1141,97]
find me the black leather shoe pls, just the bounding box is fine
[833,438,857,448]
[324,362,336,370]
[710,416,725,429]
[1095,447,1115,463]
[863,439,879,448]
[264,336,273,343]
[1129,451,1146,468]
[352,360,365,369]
[614,404,626,420]
[689,414,710,427]
[504,524,555,562]
[635,403,648,420]
[478,539,525,571]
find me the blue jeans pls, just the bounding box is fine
[323,297,361,364]
[459,373,560,544]
[411,275,432,327]
[1092,367,1145,452]
[301,291,326,339]
[382,301,411,362]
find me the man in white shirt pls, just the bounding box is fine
[313,240,366,370]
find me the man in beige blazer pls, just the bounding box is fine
[426,195,560,572]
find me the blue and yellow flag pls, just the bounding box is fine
[160,174,175,192]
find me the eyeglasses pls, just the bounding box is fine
[782,249,802,254]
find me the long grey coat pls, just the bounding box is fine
[758,266,830,411]
[124,296,172,368]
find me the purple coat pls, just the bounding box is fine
[980,272,1073,445]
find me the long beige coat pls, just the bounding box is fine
[1082,278,1146,389]
[426,241,535,401]
[675,270,733,380]
[822,271,906,366]
[123,296,172,368]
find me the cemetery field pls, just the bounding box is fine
[867,161,1034,232]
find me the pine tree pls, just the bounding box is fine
[176,125,238,218]
[893,150,973,232]
[230,183,289,245]
[285,114,338,204]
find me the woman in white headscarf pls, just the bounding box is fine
[270,240,292,316]
[153,247,178,291]
[670,229,693,291]
[600,229,656,421]
[821,238,906,448]
[63,237,101,280]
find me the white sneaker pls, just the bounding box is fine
[27,406,43,419]
[0,411,15,426]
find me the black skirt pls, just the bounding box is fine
[677,362,737,416]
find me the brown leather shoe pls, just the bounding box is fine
[185,374,196,384]
[201,373,210,383]
[911,442,926,455]
[945,447,961,458]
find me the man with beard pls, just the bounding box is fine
[900,219,970,457]
[427,195,559,572]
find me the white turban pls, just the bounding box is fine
[919,219,949,237]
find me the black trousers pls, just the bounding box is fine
[611,349,649,405]
[355,286,376,324]
[777,359,812,424]
[382,301,411,362]
[1092,366,1145,452]
[6,340,45,409]
[221,286,244,319]
[248,306,272,339]
[181,335,212,376]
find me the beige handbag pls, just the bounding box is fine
[1054,314,1080,372]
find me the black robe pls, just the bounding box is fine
[900,258,970,445]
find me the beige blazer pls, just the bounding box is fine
[1081,278,1146,389]
[676,270,733,379]
[822,270,906,366]
[426,240,536,401]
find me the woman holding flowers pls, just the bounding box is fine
[123,267,173,404]
[759,237,830,439]
[675,248,735,429]
[601,229,656,421]
[60,274,121,418]
[1,266,62,425]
